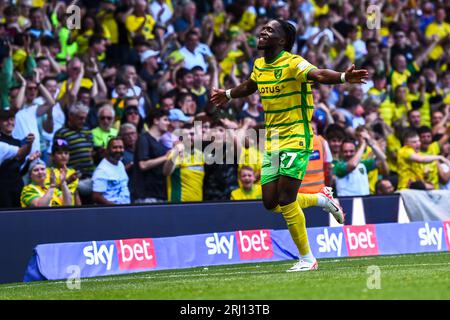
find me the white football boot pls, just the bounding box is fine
[286,259,318,272]
[319,186,345,224]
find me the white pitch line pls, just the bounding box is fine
[1,253,449,289]
[40,261,450,284]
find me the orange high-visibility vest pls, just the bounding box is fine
[298,134,325,194]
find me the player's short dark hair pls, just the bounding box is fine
[274,19,297,52]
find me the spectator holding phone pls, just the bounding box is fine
[0,109,38,208]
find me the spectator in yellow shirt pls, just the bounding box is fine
[425,8,450,62]
[125,0,156,42]
[418,125,449,189]
[230,166,262,201]
[380,86,412,127]
[397,130,449,190]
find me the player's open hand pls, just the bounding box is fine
[345,64,369,84]
[210,87,229,107]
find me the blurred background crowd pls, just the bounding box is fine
[0,0,449,208]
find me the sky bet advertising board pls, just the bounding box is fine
[24,221,450,282]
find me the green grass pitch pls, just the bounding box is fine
[0,252,448,300]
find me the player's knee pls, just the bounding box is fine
[278,192,296,207]
[262,198,278,211]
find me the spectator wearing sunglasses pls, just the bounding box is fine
[120,98,145,133]
[92,103,118,152]
[45,138,81,205]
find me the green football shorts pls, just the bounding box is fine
[261,149,312,185]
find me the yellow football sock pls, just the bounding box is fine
[296,193,319,209]
[280,201,310,256]
[270,194,319,213]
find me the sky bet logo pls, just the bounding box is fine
[83,241,115,271]
[316,228,344,257]
[82,238,157,271]
[418,223,445,251]
[205,230,273,260]
[344,225,379,257]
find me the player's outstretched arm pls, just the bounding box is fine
[307,64,369,85]
[210,79,258,107]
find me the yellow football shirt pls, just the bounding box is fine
[230,185,262,201]
[397,146,425,190]
[421,141,440,189]
[125,15,156,41]
[167,150,204,202]
[386,133,401,173]
[20,184,63,208]
[425,22,450,61]
[250,50,316,152]
[362,146,378,194]
[45,167,79,205]
[58,78,93,101]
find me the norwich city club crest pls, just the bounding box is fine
[274,69,282,80]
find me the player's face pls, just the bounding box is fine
[257,20,284,50]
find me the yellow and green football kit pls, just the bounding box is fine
[250,50,317,186]
[167,149,205,203]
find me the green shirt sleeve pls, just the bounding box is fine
[0,57,13,110]
[24,55,37,78]
[332,160,349,178]
[361,158,376,172]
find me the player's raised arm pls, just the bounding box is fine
[307,64,369,85]
[210,79,258,107]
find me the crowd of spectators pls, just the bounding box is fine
[0,0,449,209]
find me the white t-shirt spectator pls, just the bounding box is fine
[150,1,173,25]
[179,44,213,71]
[92,158,130,204]
[0,142,18,165]
[12,104,40,154]
[334,160,376,196]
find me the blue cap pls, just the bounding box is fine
[169,109,191,123]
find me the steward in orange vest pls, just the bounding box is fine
[298,134,331,193]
